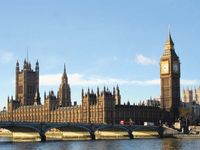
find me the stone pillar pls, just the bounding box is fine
[90,131,95,140]
[128,130,134,139]
[39,132,46,142]
[158,126,164,138]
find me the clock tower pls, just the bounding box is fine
[160,31,180,123]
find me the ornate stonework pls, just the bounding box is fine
[0,60,161,124]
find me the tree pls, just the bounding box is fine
[179,107,193,133]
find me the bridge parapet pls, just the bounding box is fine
[0,122,164,141]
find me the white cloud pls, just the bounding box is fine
[135,54,157,65]
[40,73,62,86]
[180,79,199,85]
[40,73,200,87]
[40,73,159,86]
[0,51,14,64]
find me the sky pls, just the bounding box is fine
[0,0,200,109]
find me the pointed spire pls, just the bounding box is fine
[103,86,106,92]
[44,91,46,100]
[64,63,66,75]
[16,60,19,66]
[117,84,119,90]
[24,58,27,64]
[62,63,68,83]
[35,59,39,72]
[165,28,174,50]
[36,59,39,66]
[16,60,20,72]
[97,86,100,96]
[27,47,29,62]
[82,88,84,98]
[113,87,115,95]
[87,88,90,94]
[167,31,174,44]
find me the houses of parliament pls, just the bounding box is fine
[0,31,181,125]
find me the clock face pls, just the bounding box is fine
[161,61,169,74]
[173,63,179,73]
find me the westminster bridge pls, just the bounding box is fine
[0,121,165,142]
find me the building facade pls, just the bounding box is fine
[0,59,161,124]
[160,32,181,122]
[183,87,200,104]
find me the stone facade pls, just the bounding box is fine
[183,87,200,104]
[0,59,161,124]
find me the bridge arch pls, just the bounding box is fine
[44,124,92,133]
[0,124,40,133]
[132,125,160,138]
[94,125,133,139]
[95,125,129,132]
[44,124,93,140]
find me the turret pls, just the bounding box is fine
[7,96,9,103]
[35,60,39,72]
[82,89,84,98]
[103,86,106,92]
[97,86,100,97]
[44,91,46,100]
[34,88,41,105]
[115,85,121,105]
[16,60,20,72]
[16,60,19,100]
[113,87,115,95]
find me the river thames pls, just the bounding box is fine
[0,138,200,150]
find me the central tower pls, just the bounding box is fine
[58,64,71,107]
[16,59,40,105]
[160,31,181,122]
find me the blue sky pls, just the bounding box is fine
[0,0,200,109]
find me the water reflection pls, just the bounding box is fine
[0,138,200,150]
[162,139,181,150]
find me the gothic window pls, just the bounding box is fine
[18,86,23,94]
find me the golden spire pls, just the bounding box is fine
[165,28,174,50]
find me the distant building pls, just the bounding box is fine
[183,87,200,104]
[145,97,160,107]
[181,102,200,123]
[181,88,200,123]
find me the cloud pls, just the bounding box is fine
[0,51,14,64]
[180,79,200,85]
[135,54,157,65]
[40,73,62,86]
[40,73,200,87]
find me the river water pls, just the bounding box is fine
[0,138,200,150]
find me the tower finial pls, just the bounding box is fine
[27,47,29,62]
[164,26,174,51]
[166,26,174,45]
[64,63,66,74]
[168,24,170,34]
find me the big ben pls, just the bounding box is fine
[160,31,180,123]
